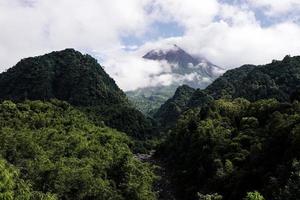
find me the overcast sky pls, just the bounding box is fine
[1,0,300,90]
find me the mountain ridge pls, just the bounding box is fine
[0,49,155,139]
[126,44,224,115]
[154,55,300,130]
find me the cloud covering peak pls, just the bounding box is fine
[0,0,300,90]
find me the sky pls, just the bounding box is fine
[0,0,300,91]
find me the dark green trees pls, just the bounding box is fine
[157,98,300,200]
[205,56,300,102]
[0,49,155,138]
[153,85,195,129]
[0,49,125,106]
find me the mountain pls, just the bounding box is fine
[153,85,196,129]
[158,98,300,200]
[0,49,155,139]
[154,55,300,131]
[155,55,300,200]
[126,85,178,116]
[142,44,223,86]
[205,55,300,101]
[126,45,224,115]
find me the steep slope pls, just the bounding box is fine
[155,55,300,129]
[126,45,224,115]
[153,85,196,129]
[0,49,154,139]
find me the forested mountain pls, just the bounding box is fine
[1,49,300,200]
[157,98,300,200]
[153,85,195,129]
[205,55,300,101]
[154,55,300,200]
[0,49,155,139]
[126,45,224,115]
[0,100,156,200]
[155,55,300,130]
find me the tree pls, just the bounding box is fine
[198,193,223,200]
[244,191,265,200]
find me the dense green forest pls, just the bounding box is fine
[153,85,195,130]
[1,50,300,200]
[0,49,155,139]
[157,97,300,200]
[155,55,300,131]
[205,55,300,101]
[153,55,300,200]
[0,100,156,200]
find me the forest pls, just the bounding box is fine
[0,100,156,200]
[0,50,300,200]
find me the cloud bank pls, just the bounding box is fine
[0,0,300,91]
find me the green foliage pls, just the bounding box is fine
[0,100,156,200]
[154,85,196,129]
[0,49,155,139]
[0,157,56,200]
[198,193,223,200]
[0,49,125,106]
[157,98,300,200]
[0,158,24,200]
[126,85,177,116]
[244,191,265,200]
[82,104,157,140]
[205,56,300,102]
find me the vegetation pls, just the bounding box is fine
[0,100,156,200]
[126,85,177,116]
[153,85,195,130]
[244,191,265,200]
[0,49,155,139]
[205,55,300,101]
[2,50,300,200]
[127,45,222,117]
[155,55,300,133]
[157,97,300,200]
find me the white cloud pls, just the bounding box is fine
[138,2,300,69]
[152,0,219,29]
[184,21,300,68]
[248,0,300,15]
[1,0,300,91]
[0,0,152,69]
[103,49,174,91]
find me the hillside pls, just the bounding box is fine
[206,55,300,101]
[126,45,224,115]
[126,85,177,116]
[0,49,155,139]
[153,85,195,129]
[157,98,300,200]
[153,55,300,200]
[0,100,156,199]
[155,55,300,129]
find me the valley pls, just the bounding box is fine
[126,45,224,116]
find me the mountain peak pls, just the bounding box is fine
[0,49,126,106]
[143,44,199,65]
